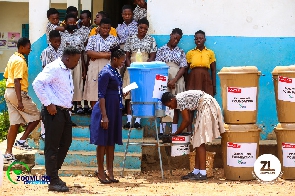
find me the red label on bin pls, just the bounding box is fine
[172,136,185,141]
[227,87,242,93]
[282,143,295,148]
[279,76,292,83]
[156,74,167,81]
[227,142,241,148]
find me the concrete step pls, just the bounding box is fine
[72,126,144,139]
[35,151,142,169]
[38,138,143,153]
[31,165,141,177]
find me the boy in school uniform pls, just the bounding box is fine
[46,8,65,44]
[60,6,81,28]
[3,38,40,163]
[133,0,147,22]
[89,11,117,37]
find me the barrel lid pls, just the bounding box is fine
[224,124,261,132]
[271,65,295,76]
[218,66,260,75]
[128,61,168,69]
[275,123,295,130]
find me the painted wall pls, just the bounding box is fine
[0,2,29,73]
[148,0,295,139]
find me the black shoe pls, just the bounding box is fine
[181,172,195,180]
[72,122,77,126]
[188,173,207,180]
[48,183,69,192]
[58,178,66,186]
[39,133,45,141]
[83,107,92,114]
[123,122,131,129]
[76,107,84,114]
[155,133,164,140]
[134,122,142,129]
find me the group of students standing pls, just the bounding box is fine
[2,0,222,192]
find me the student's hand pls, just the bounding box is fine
[104,52,111,59]
[17,101,24,111]
[47,104,57,115]
[90,58,97,61]
[167,79,176,89]
[123,91,130,98]
[101,115,109,130]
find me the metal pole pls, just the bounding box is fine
[155,118,164,179]
[121,118,133,177]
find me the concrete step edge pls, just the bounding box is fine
[35,150,142,157]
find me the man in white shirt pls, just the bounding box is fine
[32,46,81,192]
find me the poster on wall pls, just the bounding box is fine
[7,32,20,48]
[227,87,257,111]
[152,74,168,99]
[282,143,295,167]
[227,142,257,167]
[278,76,295,102]
[0,32,8,49]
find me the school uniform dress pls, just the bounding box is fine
[83,34,119,102]
[90,65,123,146]
[176,90,225,148]
[133,5,147,22]
[155,44,187,95]
[40,45,63,68]
[123,34,157,99]
[32,58,74,184]
[60,29,88,102]
[186,47,216,96]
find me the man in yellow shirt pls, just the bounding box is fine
[3,37,40,164]
[89,11,117,37]
[185,30,216,132]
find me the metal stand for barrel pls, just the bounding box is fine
[121,102,165,179]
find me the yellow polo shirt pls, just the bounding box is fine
[89,27,117,37]
[4,52,29,92]
[186,47,216,69]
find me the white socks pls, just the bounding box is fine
[192,168,199,175]
[193,169,206,175]
[41,121,45,135]
[159,123,166,133]
[200,170,206,175]
[135,118,141,123]
[18,140,26,143]
[172,124,178,134]
[127,115,132,123]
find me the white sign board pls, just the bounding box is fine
[152,74,168,99]
[227,87,257,111]
[282,143,295,167]
[278,76,295,102]
[227,142,257,167]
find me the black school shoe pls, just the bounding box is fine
[188,173,207,180]
[133,122,142,129]
[48,182,69,192]
[123,122,132,129]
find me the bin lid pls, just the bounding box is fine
[272,65,295,76]
[128,61,169,69]
[274,123,295,131]
[218,66,260,75]
[224,124,261,132]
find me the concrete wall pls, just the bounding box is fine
[148,0,295,139]
[0,2,29,73]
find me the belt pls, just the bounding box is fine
[56,106,71,111]
[191,66,209,70]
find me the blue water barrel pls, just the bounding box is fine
[127,62,169,118]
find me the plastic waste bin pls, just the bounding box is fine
[272,66,295,122]
[221,124,261,180]
[218,66,261,124]
[127,62,169,118]
[274,123,295,179]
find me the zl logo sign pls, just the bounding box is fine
[253,154,282,182]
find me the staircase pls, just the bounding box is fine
[31,114,143,176]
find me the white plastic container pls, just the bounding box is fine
[171,135,190,157]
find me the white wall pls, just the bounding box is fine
[148,0,295,37]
